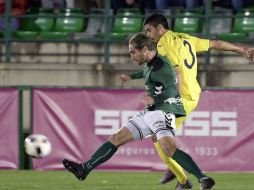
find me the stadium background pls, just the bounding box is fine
[0,0,254,188]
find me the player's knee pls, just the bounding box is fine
[159,137,176,157]
[108,127,133,147]
[161,144,175,157]
[108,134,122,147]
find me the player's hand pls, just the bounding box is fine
[120,74,131,84]
[242,47,254,61]
[140,94,154,106]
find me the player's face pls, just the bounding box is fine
[129,43,145,65]
[144,24,160,43]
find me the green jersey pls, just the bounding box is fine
[131,55,185,117]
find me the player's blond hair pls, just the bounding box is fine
[129,32,156,51]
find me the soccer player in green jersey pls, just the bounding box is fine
[121,13,254,189]
[63,33,214,189]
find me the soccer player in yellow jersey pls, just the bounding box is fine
[121,13,254,189]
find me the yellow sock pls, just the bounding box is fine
[154,142,187,184]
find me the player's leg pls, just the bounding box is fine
[158,98,198,184]
[156,116,188,184]
[148,111,214,189]
[63,111,151,181]
[63,126,133,180]
[157,137,193,188]
[157,130,214,189]
[152,114,193,188]
[172,148,215,189]
[169,112,215,189]
[152,135,188,185]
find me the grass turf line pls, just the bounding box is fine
[0,170,253,190]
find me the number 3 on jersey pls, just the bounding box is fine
[183,40,195,69]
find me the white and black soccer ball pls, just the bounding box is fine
[24,134,52,159]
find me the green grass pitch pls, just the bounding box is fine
[0,170,253,190]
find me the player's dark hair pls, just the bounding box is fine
[144,13,169,29]
[129,32,156,51]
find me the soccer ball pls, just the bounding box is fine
[24,134,52,158]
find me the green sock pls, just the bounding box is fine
[172,148,205,180]
[83,141,118,172]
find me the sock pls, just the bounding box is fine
[172,148,205,180]
[83,141,118,172]
[154,142,187,184]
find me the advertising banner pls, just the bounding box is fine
[32,89,254,172]
[0,89,19,169]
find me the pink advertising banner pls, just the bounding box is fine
[32,88,254,172]
[0,89,19,169]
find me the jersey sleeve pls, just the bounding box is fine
[130,70,143,79]
[188,35,210,52]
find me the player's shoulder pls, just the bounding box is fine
[160,30,179,42]
[174,32,210,49]
[160,31,194,46]
[167,31,189,40]
[174,31,203,41]
[158,31,181,50]
[150,55,168,72]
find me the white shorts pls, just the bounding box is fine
[124,110,176,140]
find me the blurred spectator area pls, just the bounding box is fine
[0,0,254,64]
[0,0,29,15]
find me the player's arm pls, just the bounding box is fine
[209,40,254,60]
[129,70,144,79]
[120,70,143,83]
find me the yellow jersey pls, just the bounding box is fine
[157,30,209,101]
